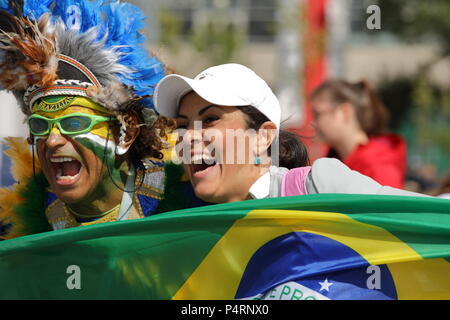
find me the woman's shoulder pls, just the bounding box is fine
[281,158,401,196]
[281,166,312,196]
[280,157,381,196]
[308,158,426,197]
[308,158,382,194]
[281,159,358,196]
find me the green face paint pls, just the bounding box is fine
[34,103,129,212]
[74,133,127,184]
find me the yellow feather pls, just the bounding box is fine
[2,137,40,186]
[159,133,190,182]
[160,132,178,163]
[0,188,25,240]
[0,137,39,239]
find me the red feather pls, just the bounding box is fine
[0,14,58,90]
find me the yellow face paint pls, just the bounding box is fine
[34,97,113,140]
[32,96,125,210]
[32,96,109,114]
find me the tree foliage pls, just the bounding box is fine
[375,0,450,175]
[379,0,450,56]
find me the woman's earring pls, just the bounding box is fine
[255,156,261,165]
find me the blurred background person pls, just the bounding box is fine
[309,79,406,188]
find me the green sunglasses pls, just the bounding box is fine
[28,113,116,136]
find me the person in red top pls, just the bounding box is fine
[310,79,406,189]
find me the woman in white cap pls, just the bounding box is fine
[154,64,425,204]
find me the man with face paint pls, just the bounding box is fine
[0,0,180,236]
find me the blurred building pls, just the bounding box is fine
[134,0,448,115]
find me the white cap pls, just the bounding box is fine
[153,63,281,129]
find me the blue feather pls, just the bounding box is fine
[7,0,166,110]
[103,2,147,45]
[0,0,8,9]
[52,0,105,34]
[23,0,53,19]
[99,1,165,109]
[0,0,14,13]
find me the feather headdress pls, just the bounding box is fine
[0,0,167,115]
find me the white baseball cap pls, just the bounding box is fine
[153,63,281,129]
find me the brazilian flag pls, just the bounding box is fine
[0,194,449,300]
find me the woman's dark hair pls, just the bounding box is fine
[309,79,389,136]
[237,106,309,169]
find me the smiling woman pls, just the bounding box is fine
[176,92,258,203]
[0,0,180,238]
[155,64,311,204]
[154,64,427,207]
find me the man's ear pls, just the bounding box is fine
[116,113,141,156]
[255,121,277,157]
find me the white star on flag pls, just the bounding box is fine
[319,278,333,292]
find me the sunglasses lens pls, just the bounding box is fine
[60,116,92,133]
[29,118,49,134]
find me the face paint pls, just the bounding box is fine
[33,97,127,205]
[32,96,77,113]
[74,132,123,183]
[32,96,109,114]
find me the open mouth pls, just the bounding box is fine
[50,156,82,185]
[190,154,218,177]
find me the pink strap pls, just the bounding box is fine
[281,166,312,197]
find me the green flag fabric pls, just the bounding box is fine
[0,194,449,300]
